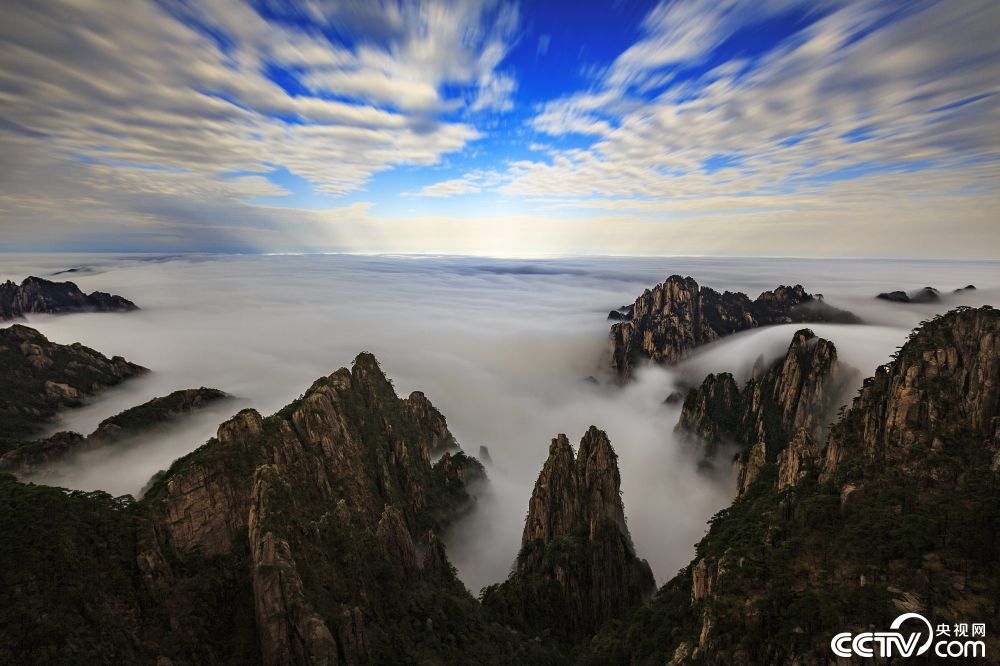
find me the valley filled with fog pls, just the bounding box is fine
[2,253,998,593]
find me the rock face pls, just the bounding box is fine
[609,275,859,380]
[0,387,229,477]
[482,427,655,642]
[675,373,739,458]
[582,307,1000,665]
[677,329,852,493]
[0,324,147,448]
[821,305,1000,482]
[0,276,137,320]
[1,353,560,665]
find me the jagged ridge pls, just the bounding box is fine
[677,329,855,494]
[0,276,137,321]
[0,353,566,665]
[609,275,859,380]
[0,387,229,477]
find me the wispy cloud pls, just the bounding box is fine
[0,0,519,236]
[498,0,1000,208]
[1,0,998,257]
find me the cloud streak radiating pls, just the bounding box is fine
[0,1,997,255]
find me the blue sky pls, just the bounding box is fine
[0,0,998,256]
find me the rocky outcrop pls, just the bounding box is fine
[775,429,818,490]
[140,354,520,662]
[0,325,147,448]
[482,427,654,642]
[582,307,1000,665]
[0,387,229,477]
[403,390,457,457]
[248,464,340,666]
[609,275,859,379]
[675,373,739,458]
[821,305,1000,482]
[607,305,632,321]
[676,329,852,493]
[877,286,939,303]
[92,387,228,442]
[0,276,137,320]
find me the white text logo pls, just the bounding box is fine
[831,613,986,659]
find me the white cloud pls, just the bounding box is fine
[409,169,505,197]
[500,0,1000,224]
[0,0,519,224]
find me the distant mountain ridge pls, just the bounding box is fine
[0,276,137,320]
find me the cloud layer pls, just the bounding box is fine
[4,253,998,590]
[0,0,998,256]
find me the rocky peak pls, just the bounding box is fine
[132,353,496,662]
[485,427,654,641]
[609,275,858,380]
[770,329,839,438]
[822,306,1000,482]
[404,390,457,458]
[521,433,579,547]
[522,427,627,548]
[576,426,627,538]
[217,408,264,448]
[0,276,137,321]
[676,372,740,458]
[147,353,478,557]
[676,329,852,494]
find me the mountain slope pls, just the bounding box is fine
[0,324,147,448]
[0,353,560,665]
[0,387,229,476]
[583,307,1000,664]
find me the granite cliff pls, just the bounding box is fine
[0,276,137,320]
[482,427,655,643]
[583,307,1000,664]
[677,329,854,494]
[609,275,858,380]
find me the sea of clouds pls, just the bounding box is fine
[1,253,997,593]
